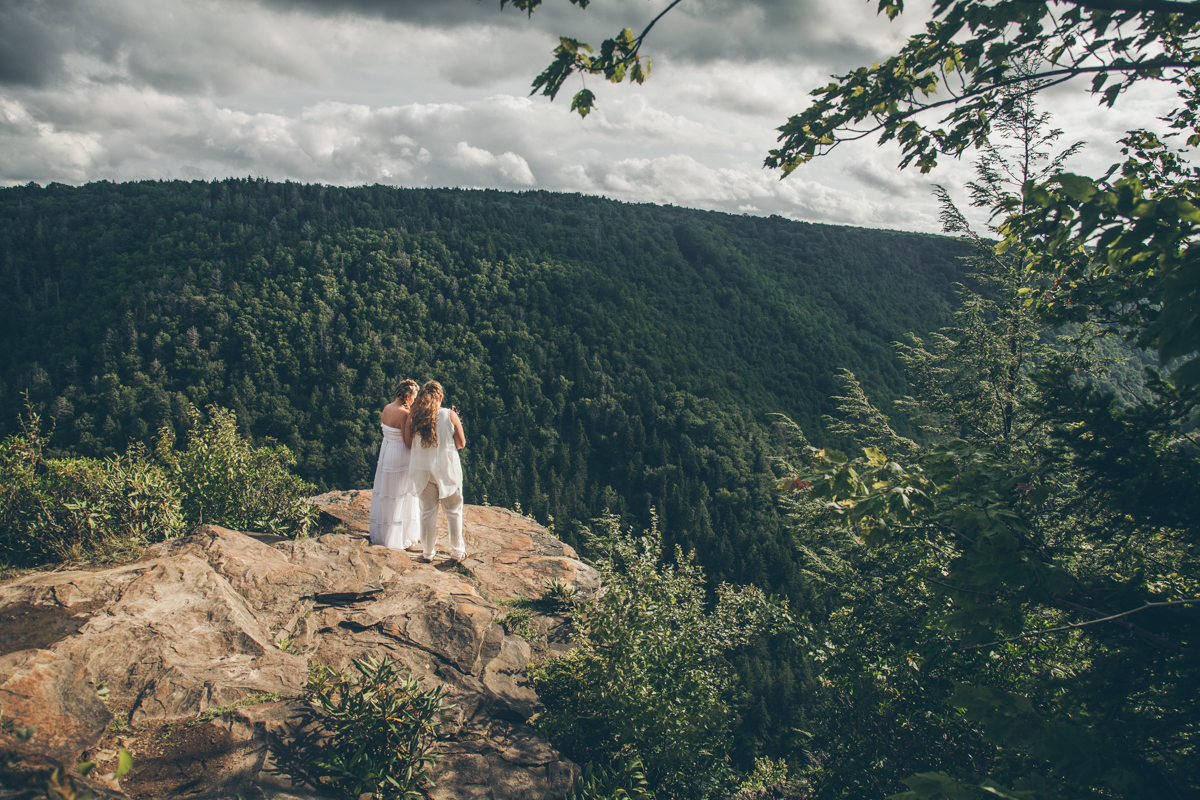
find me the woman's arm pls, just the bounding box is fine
[449,409,466,449]
[402,414,413,448]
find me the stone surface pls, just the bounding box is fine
[0,649,110,764]
[308,494,601,603]
[0,495,596,800]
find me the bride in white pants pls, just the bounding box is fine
[403,381,467,563]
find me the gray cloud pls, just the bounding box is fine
[272,0,905,70]
[0,0,925,105]
[0,0,76,87]
[843,158,924,198]
[5,0,1127,237]
[0,0,328,94]
[0,84,946,229]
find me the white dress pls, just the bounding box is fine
[368,423,420,549]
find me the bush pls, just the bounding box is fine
[277,656,453,800]
[0,405,183,567]
[0,400,316,569]
[567,756,654,800]
[735,757,791,794]
[156,405,316,537]
[532,514,792,800]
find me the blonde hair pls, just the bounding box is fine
[393,378,419,404]
[409,381,444,448]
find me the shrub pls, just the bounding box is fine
[156,405,316,537]
[0,405,183,567]
[735,757,791,794]
[1,713,133,800]
[542,577,581,610]
[277,656,453,800]
[0,399,316,568]
[532,514,792,800]
[567,756,654,800]
[499,606,539,640]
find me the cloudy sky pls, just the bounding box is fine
[0,0,1180,232]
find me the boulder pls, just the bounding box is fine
[0,649,110,764]
[0,496,596,800]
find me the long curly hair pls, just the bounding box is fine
[408,381,444,448]
[392,378,419,405]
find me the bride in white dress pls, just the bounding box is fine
[368,378,421,550]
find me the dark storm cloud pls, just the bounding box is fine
[266,0,885,70]
[266,0,513,26]
[0,0,74,86]
[0,0,905,97]
[0,0,324,94]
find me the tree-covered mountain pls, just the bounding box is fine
[0,178,971,770]
[0,179,967,589]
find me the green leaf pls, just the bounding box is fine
[115,747,134,779]
[1057,173,1096,203]
[570,88,596,118]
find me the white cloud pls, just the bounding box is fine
[0,0,1188,237]
[0,82,952,230]
[451,141,537,186]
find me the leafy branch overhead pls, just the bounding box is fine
[771,0,1200,173]
[517,1,1200,170]
[501,0,680,117]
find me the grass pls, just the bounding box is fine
[497,597,537,609]
[189,692,285,727]
[498,607,540,642]
[156,722,176,744]
[276,634,300,654]
[495,578,581,615]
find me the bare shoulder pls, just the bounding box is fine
[381,402,404,428]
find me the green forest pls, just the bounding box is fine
[0,178,968,593]
[0,179,976,791]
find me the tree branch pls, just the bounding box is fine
[1059,0,1200,15]
[966,598,1200,649]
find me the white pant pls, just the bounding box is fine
[419,480,464,560]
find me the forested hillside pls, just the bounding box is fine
[0,179,967,591]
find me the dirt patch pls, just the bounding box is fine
[87,716,269,799]
[0,601,104,657]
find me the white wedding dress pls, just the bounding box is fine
[368,423,420,549]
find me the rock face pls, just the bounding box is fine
[0,496,599,800]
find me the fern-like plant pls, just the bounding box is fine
[567,757,654,800]
[277,656,452,800]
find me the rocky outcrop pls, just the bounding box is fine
[0,495,599,800]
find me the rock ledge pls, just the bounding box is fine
[0,495,598,800]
